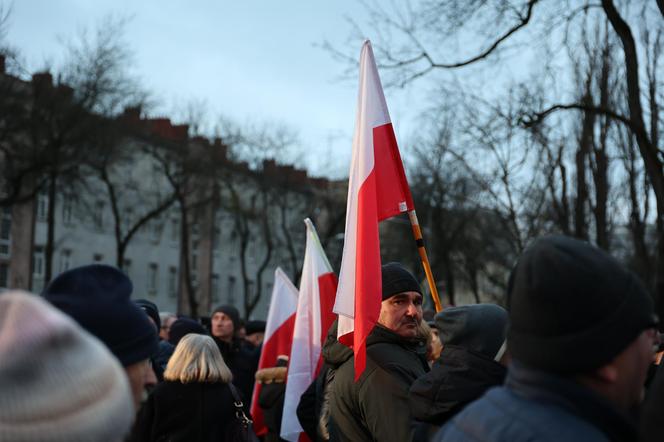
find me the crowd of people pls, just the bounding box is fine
[1,234,664,441]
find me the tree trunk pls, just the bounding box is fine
[575,92,594,241]
[602,0,664,319]
[44,170,57,284]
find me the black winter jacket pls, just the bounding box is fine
[323,325,429,442]
[409,345,506,440]
[436,361,638,442]
[131,381,247,442]
[213,337,259,404]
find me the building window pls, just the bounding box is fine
[151,218,162,243]
[191,251,198,270]
[148,263,158,295]
[213,225,221,252]
[0,262,8,288]
[59,249,71,273]
[33,247,44,277]
[168,266,177,298]
[125,208,134,229]
[228,276,236,305]
[37,192,48,221]
[62,196,73,225]
[171,218,179,243]
[123,259,132,280]
[93,253,103,262]
[93,201,104,230]
[0,208,10,257]
[211,273,219,302]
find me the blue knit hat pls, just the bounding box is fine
[43,264,158,367]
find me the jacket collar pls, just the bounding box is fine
[507,361,637,442]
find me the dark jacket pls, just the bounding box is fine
[641,362,664,442]
[297,364,335,442]
[214,337,259,404]
[131,381,245,442]
[324,325,429,442]
[257,366,288,442]
[435,362,638,442]
[409,345,506,439]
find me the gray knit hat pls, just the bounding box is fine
[0,291,134,442]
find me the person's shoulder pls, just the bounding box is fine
[438,387,608,442]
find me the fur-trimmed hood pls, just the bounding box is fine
[255,366,287,384]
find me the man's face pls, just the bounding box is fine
[612,327,658,409]
[246,332,265,348]
[159,316,176,341]
[125,359,157,411]
[378,291,423,338]
[211,312,235,340]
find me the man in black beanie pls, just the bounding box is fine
[324,262,429,442]
[210,304,258,403]
[43,265,159,411]
[437,235,659,442]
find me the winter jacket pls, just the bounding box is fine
[435,361,638,442]
[297,364,336,442]
[214,336,259,404]
[409,345,506,440]
[257,366,288,442]
[641,362,664,442]
[323,324,429,442]
[130,381,247,442]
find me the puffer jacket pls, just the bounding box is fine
[323,324,429,442]
[435,361,638,442]
[409,345,506,439]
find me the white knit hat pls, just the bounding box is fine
[0,291,135,441]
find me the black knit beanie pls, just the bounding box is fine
[43,264,158,367]
[381,262,422,301]
[135,299,160,331]
[168,317,207,347]
[211,304,241,331]
[507,235,657,373]
[246,320,266,335]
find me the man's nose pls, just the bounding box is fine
[405,303,418,316]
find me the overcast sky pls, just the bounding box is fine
[5,0,428,178]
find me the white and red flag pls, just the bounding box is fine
[333,40,415,380]
[250,267,299,436]
[281,218,338,442]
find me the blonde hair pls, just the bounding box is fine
[164,334,233,383]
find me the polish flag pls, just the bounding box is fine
[333,40,414,380]
[250,267,298,436]
[281,218,338,442]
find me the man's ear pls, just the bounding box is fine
[594,364,619,384]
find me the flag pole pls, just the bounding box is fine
[407,209,442,312]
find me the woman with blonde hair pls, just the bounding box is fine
[131,333,254,441]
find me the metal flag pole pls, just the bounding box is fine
[407,209,443,312]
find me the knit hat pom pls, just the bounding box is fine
[0,291,134,441]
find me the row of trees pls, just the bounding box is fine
[344,0,664,312]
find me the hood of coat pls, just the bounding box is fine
[409,345,507,425]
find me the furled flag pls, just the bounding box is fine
[250,267,299,437]
[333,40,415,380]
[280,218,338,442]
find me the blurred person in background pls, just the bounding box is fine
[130,334,252,441]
